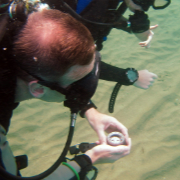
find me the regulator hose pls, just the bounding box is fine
[0,112,77,180]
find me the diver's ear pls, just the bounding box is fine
[28,80,45,98]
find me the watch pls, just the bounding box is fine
[125,68,139,84]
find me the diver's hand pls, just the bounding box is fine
[85,138,131,164]
[133,70,158,89]
[85,108,129,145]
[138,24,158,48]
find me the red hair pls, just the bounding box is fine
[14,9,95,81]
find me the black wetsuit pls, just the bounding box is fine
[0,12,23,132]
[0,36,19,179]
[0,38,18,132]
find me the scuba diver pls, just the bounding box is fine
[0,7,131,180]
[44,0,171,51]
[0,0,170,179]
[0,0,159,111]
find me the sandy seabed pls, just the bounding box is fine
[8,1,180,179]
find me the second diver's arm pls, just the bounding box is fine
[99,61,158,89]
[99,61,134,85]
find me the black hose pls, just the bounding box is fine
[0,113,77,180]
[59,0,127,26]
[108,83,122,113]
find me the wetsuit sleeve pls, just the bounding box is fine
[129,11,150,33]
[0,51,18,132]
[99,61,135,85]
[0,66,17,132]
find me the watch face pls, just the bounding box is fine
[127,69,138,82]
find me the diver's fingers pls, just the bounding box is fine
[139,30,154,48]
[139,41,149,47]
[139,42,147,46]
[150,24,158,30]
[151,73,158,79]
[139,42,150,48]
[145,43,150,49]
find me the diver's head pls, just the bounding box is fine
[14,9,97,107]
[132,0,171,11]
[14,9,95,82]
